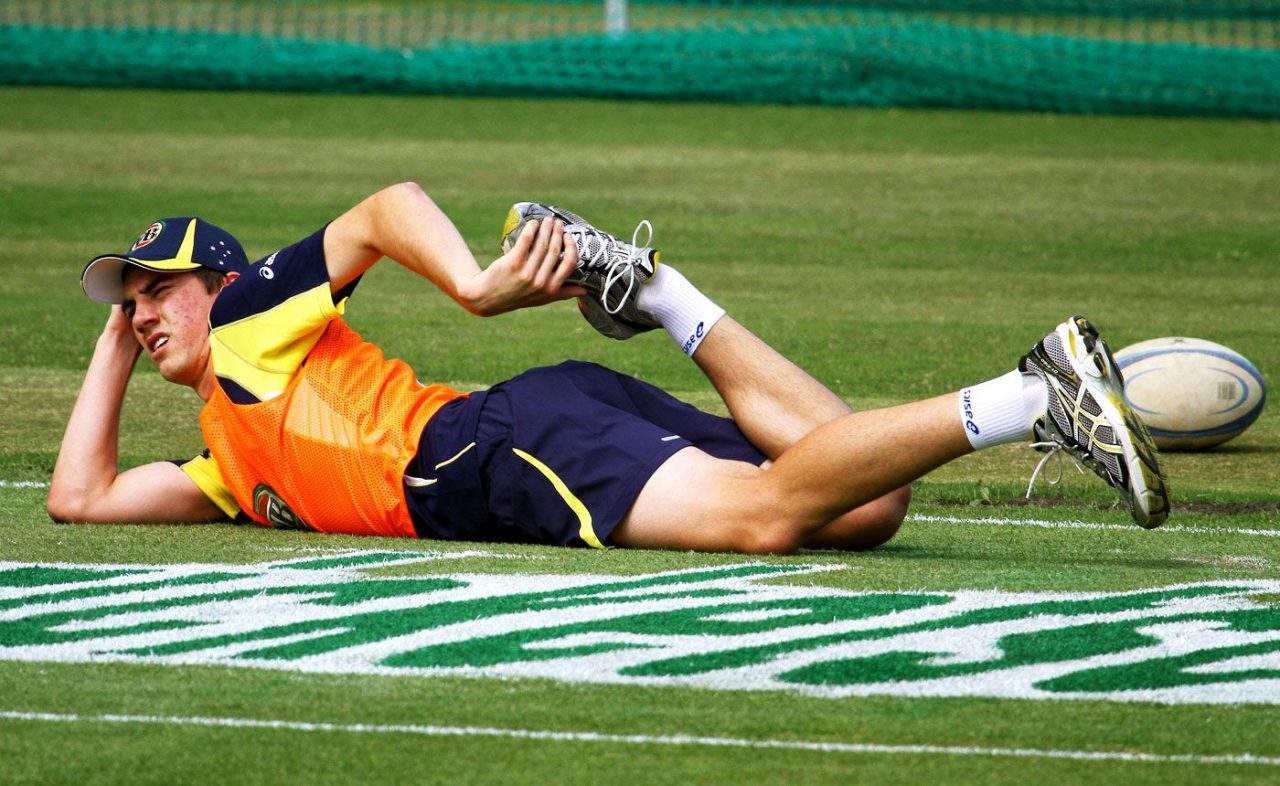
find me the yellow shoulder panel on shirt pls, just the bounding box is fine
[180,452,241,519]
[210,283,347,401]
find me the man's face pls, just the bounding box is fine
[120,268,220,391]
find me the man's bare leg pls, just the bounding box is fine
[563,236,1046,551]
[689,317,852,458]
[594,260,932,551]
[601,266,963,552]
[686,316,913,548]
[561,212,1163,549]
[612,393,970,553]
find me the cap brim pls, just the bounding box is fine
[81,256,132,304]
[80,255,201,304]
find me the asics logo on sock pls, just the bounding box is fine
[961,388,980,435]
[681,321,705,356]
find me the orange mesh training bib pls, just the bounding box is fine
[200,319,462,537]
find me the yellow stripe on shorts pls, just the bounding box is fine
[512,448,605,549]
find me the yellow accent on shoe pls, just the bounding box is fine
[501,204,523,251]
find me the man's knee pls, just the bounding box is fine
[725,484,911,555]
[852,485,911,550]
[801,484,910,551]
[735,519,806,555]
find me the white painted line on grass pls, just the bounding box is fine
[2,716,1280,768]
[909,514,1280,538]
[1,710,1277,767]
[0,481,49,489]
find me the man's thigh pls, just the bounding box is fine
[613,445,911,554]
[611,446,775,552]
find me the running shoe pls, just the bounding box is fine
[501,202,659,321]
[1020,316,1169,529]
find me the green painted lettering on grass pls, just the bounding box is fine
[2,553,1279,705]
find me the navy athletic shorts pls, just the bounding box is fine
[404,361,766,548]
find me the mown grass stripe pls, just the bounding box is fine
[1,709,1277,767]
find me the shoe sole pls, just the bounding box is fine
[1061,317,1169,529]
[577,296,657,340]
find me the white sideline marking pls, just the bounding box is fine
[909,514,1280,538]
[1,710,1276,767]
[0,481,49,489]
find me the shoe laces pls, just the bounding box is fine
[1024,440,1086,499]
[578,219,653,315]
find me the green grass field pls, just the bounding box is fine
[1,86,1278,785]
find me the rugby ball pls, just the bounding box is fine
[1114,337,1267,451]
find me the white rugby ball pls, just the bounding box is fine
[1114,337,1267,451]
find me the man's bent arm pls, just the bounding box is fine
[47,309,227,524]
[322,182,585,316]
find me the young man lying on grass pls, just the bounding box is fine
[49,183,1168,552]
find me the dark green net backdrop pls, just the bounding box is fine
[2,1,1277,116]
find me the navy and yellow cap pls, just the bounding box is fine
[81,217,249,304]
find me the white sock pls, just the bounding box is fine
[958,369,1047,450]
[637,264,726,357]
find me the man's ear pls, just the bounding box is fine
[222,271,241,288]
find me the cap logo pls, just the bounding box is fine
[131,222,164,251]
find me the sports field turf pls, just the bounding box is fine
[1,86,1278,785]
